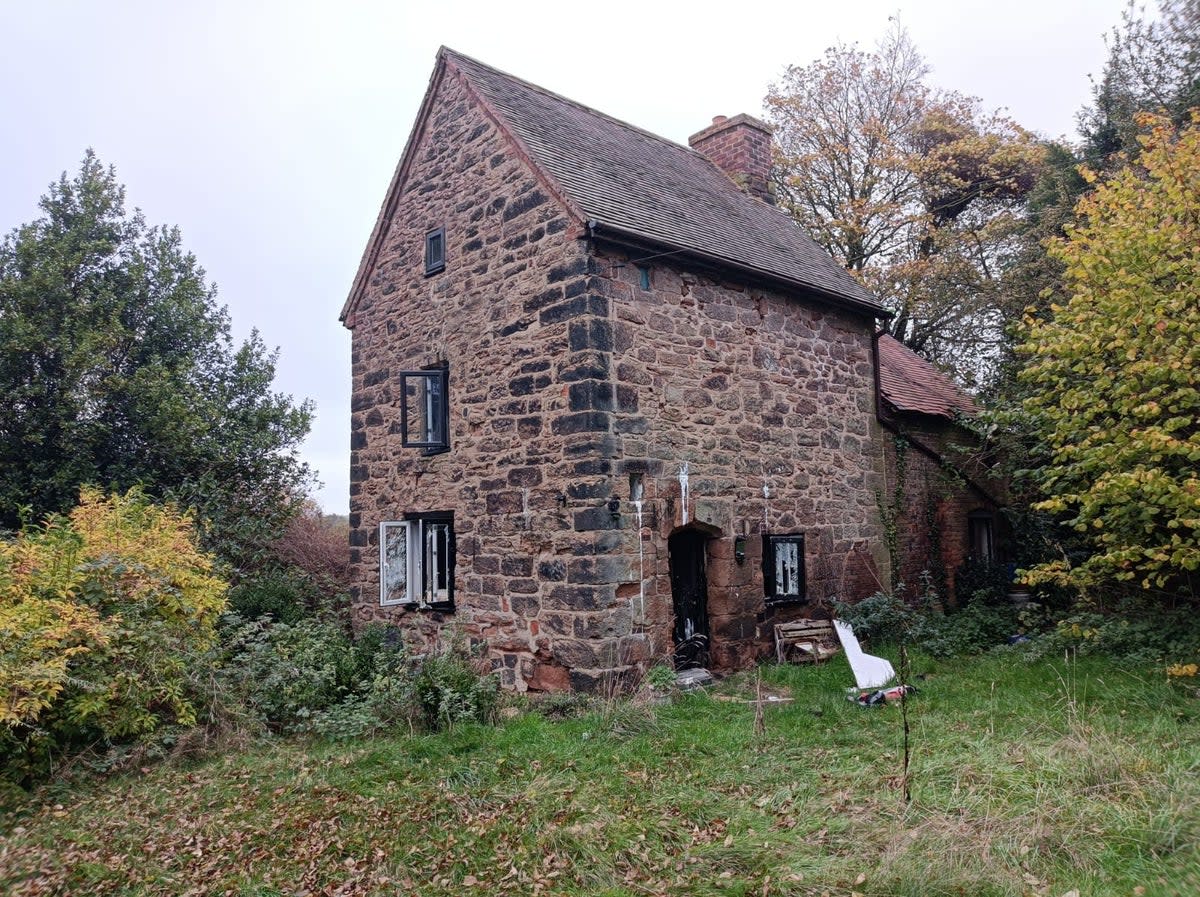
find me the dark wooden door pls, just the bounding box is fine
[669,530,709,668]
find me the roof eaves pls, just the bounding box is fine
[882,396,958,421]
[587,219,890,320]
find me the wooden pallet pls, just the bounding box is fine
[774,620,840,665]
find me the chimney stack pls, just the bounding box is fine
[688,114,775,204]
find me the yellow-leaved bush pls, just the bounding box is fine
[0,516,105,727]
[1018,112,1200,593]
[0,488,227,740]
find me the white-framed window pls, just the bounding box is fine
[380,513,455,610]
[763,533,806,604]
[398,364,449,453]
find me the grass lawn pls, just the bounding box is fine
[1,650,1197,896]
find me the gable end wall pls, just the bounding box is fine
[347,70,642,691]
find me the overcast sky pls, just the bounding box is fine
[1,0,1132,513]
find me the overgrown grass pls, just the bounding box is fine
[2,651,1197,896]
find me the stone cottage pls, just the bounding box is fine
[342,48,992,690]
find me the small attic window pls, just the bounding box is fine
[425,227,446,276]
[637,265,651,290]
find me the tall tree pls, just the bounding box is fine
[0,151,312,571]
[766,27,1044,388]
[1080,0,1200,166]
[983,141,1092,402]
[1018,114,1200,598]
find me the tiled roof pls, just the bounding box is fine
[877,334,977,418]
[443,49,884,316]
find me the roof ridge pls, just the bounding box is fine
[439,46,716,164]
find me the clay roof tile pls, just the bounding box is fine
[877,334,977,418]
[443,48,884,316]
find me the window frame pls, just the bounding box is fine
[762,533,807,605]
[968,511,995,563]
[379,512,455,611]
[398,363,450,453]
[424,226,446,276]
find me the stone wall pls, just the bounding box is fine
[346,68,650,691]
[591,247,891,670]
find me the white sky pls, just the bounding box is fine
[1,0,1130,513]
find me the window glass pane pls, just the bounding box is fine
[774,539,801,595]
[400,370,446,449]
[970,516,994,562]
[402,375,429,444]
[424,374,443,444]
[381,522,410,604]
[426,228,445,274]
[425,521,450,602]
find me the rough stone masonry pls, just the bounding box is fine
[344,57,891,691]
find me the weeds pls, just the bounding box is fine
[2,653,1197,896]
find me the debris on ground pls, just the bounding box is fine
[676,668,715,690]
[848,684,918,706]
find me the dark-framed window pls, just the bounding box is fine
[968,511,995,563]
[379,512,455,611]
[398,364,449,453]
[763,533,806,604]
[425,227,446,276]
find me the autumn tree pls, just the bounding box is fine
[991,0,1197,399]
[766,27,1044,387]
[0,152,313,571]
[1018,114,1200,598]
[273,502,351,593]
[2,488,228,780]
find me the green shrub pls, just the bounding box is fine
[645,664,677,691]
[411,637,498,731]
[836,588,1022,657]
[1027,607,1200,665]
[916,595,1021,657]
[953,558,1011,606]
[1,489,227,784]
[834,591,918,645]
[212,617,494,738]
[311,624,413,738]
[226,569,311,624]
[217,616,369,733]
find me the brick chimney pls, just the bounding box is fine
[688,114,775,204]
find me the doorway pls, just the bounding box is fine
[669,529,710,669]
